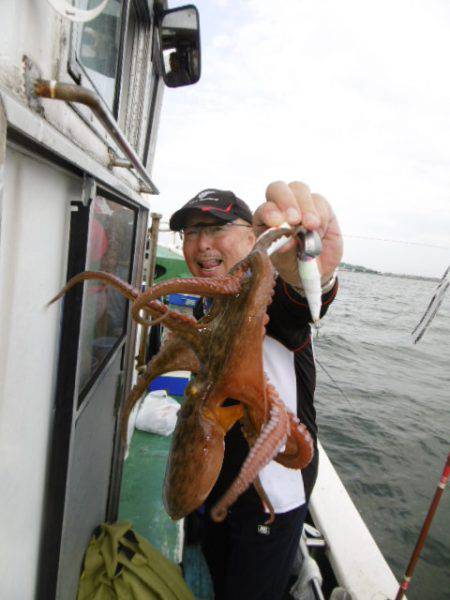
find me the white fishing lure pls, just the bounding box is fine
[298,256,322,326]
[261,222,323,327]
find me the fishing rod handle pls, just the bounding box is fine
[394,453,449,600]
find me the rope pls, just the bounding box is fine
[342,233,450,251]
[315,356,353,407]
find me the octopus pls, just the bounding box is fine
[49,226,314,523]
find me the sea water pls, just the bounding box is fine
[315,270,450,600]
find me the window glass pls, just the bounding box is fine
[78,196,135,396]
[77,0,123,109]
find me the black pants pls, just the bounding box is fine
[200,503,308,600]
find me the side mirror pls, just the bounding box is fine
[157,5,201,88]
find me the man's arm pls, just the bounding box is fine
[267,276,338,351]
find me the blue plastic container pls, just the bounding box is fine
[150,374,190,397]
[168,293,198,308]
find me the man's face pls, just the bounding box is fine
[182,213,256,278]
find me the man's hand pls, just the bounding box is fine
[253,181,343,287]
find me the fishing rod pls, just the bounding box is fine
[394,453,450,600]
[411,266,450,343]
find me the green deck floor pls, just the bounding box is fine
[118,429,182,564]
[118,398,214,599]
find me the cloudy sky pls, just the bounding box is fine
[151,0,450,278]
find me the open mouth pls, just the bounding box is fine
[197,257,223,274]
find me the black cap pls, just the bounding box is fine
[169,189,253,231]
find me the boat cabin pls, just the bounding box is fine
[0,2,199,598]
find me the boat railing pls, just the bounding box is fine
[33,80,159,194]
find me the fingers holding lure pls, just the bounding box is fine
[253,180,343,329]
[255,224,323,328]
[254,181,320,239]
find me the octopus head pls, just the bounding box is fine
[163,399,225,520]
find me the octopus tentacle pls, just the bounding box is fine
[228,257,251,278]
[48,271,179,329]
[134,310,170,328]
[132,302,197,330]
[153,308,210,356]
[253,225,297,253]
[137,300,198,334]
[210,384,290,522]
[274,411,314,470]
[48,271,204,340]
[133,301,202,331]
[121,336,200,442]
[47,270,139,306]
[131,274,244,327]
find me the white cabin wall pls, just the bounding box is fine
[0,0,25,95]
[0,0,143,192]
[0,145,77,598]
[0,0,57,93]
[0,1,163,594]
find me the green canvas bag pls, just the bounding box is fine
[77,522,195,600]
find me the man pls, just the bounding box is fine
[169,181,343,600]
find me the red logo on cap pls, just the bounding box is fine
[200,203,233,214]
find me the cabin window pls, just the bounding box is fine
[77,195,136,397]
[70,0,158,159]
[77,0,123,110]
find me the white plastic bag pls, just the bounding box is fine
[135,390,180,436]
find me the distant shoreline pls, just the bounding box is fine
[340,262,439,282]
